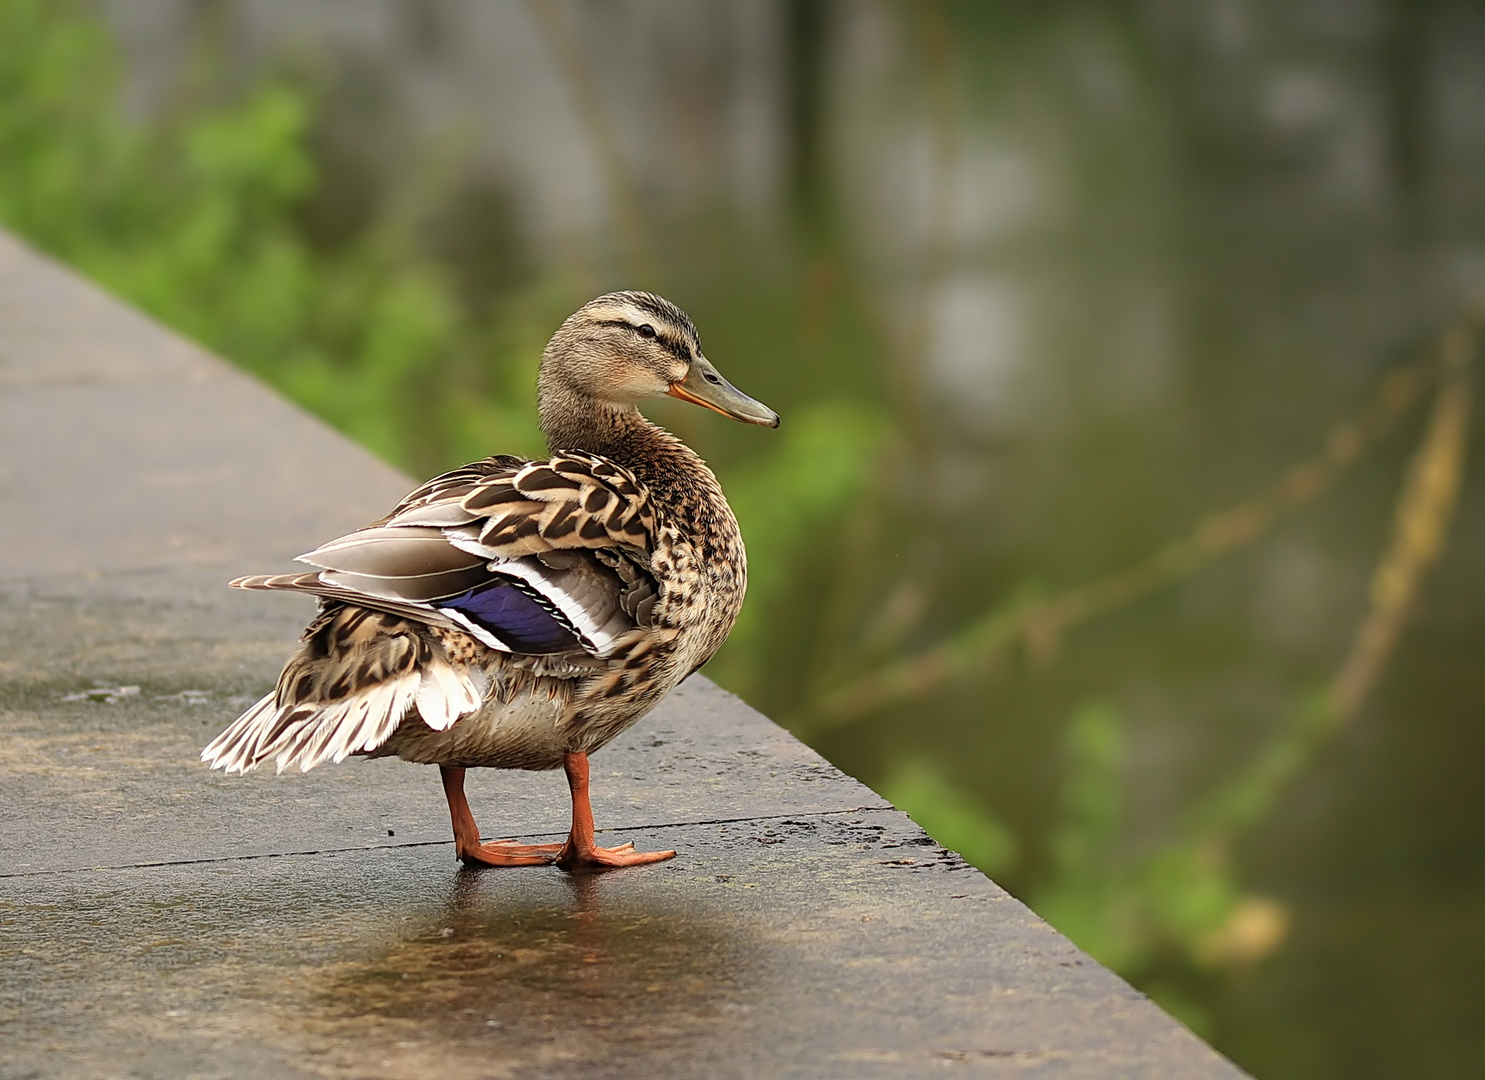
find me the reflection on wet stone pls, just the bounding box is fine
[316,871,752,1070]
[4,849,751,1079]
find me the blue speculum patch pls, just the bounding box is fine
[437,580,579,653]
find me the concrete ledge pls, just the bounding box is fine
[0,229,1247,1078]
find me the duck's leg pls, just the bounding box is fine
[555,751,676,869]
[440,766,563,867]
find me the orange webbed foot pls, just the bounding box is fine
[554,752,677,870]
[555,839,676,870]
[457,838,563,868]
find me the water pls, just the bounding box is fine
[74,1,1485,1076]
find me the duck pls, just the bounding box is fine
[202,291,779,869]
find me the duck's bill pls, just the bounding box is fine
[667,357,780,428]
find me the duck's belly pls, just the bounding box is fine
[375,635,695,771]
[376,688,571,771]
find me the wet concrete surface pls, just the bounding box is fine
[3,813,1217,1080]
[0,229,1247,1078]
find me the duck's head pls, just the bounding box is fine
[539,291,780,431]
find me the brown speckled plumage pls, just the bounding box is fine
[202,292,779,869]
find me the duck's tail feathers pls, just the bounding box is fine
[200,659,486,775]
[200,691,280,774]
[200,672,419,775]
[202,603,489,775]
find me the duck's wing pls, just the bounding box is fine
[204,452,660,774]
[237,451,659,657]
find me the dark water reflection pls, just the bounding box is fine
[90,2,1485,1077]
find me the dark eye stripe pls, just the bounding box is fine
[660,336,693,362]
[595,317,694,361]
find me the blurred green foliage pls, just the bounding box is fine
[711,400,889,697]
[0,0,552,474]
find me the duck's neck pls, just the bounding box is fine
[539,393,713,498]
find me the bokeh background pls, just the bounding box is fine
[4,1,1484,1075]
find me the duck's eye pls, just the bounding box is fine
[636,324,657,339]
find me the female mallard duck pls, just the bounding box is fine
[202,292,778,868]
